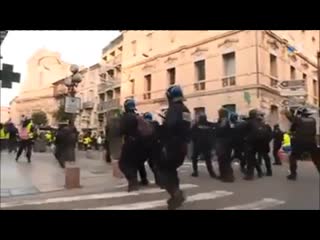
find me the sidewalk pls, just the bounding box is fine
[0,150,125,201]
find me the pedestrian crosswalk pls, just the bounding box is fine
[82,191,233,210]
[220,198,285,210]
[0,181,286,210]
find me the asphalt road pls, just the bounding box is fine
[1,158,319,210]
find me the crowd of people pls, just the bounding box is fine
[77,132,105,151]
[116,85,320,210]
[0,116,36,163]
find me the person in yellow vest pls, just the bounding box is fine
[282,132,291,154]
[45,131,54,146]
[0,123,9,152]
[83,133,92,151]
[16,118,35,163]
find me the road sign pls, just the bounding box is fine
[278,80,306,97]
[279,88,307,97]
[278,80,305,89]
[281,97,306,106]
[65,96,81,114]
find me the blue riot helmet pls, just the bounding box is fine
[300,107,313,117]
[143,112,153,121]
[123,99,136,112]
[229,112,239,123]
[166,85,185,103]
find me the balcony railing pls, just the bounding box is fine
[143,92,151,100]
[97,98,121,113]
[97,78,121,93]
[222,76,236,87]
[194,80,206,91]
[270,76,279,88]
[82,101,94,110]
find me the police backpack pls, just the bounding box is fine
[251,120,270,141]
[136,115,154,138]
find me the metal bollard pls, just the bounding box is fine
[65,161,81,189]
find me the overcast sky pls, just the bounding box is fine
[0,30,120,107]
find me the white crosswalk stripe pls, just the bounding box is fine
[77,191,234,210]
[220,198,286,210]
[0,184,197,209]
[1,181,286,210]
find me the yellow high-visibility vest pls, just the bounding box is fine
[0,128,7,140]
[282,133,291,147]
[83,137,91,145]
[26,122,34,139]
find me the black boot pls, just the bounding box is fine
[140,179,149,186]
[221,174,235,183]
[192,159,198,177]
[243,174,254,181]
[266,169,272,176]
[205,160,217,179]
[168,190,186,210]
[191,171,199,177]
[287,173,297,181]
[209,171,217,179]
[273,162,282,166]
[257,171,264,178]
[128,179,139,192]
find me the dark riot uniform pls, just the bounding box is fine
[215,108,234,182]
[272,124,284,165]
[258,122,273,176]
[157,85,191,210]
[138,113,162,186]
[230,113,247,173]
[104,125,112,163]
[54,122,77,168]
[119,100,144,192]
[243,109,265,180]
[191,114,217,178]
[287,108,320,180]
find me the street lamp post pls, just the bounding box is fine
[64,64,82,126]
[64,64,82,189]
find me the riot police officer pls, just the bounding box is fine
[157,85,191,210]
[243,109,264,180]
[272,124,284,165]
[256,111,273,176]
[136,112,159,186]
[229,113,246,173]
[119,99,144,192]
[215,108,234,182]
[191,113,217,178]
[287,107,320,180]
[141,112,162,186]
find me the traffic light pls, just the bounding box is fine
[0,63,20,88]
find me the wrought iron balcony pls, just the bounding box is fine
[82,101,94,110]
[97,78,121,93]
[97,98,120,113]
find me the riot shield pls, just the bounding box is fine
[107,116,123,160]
